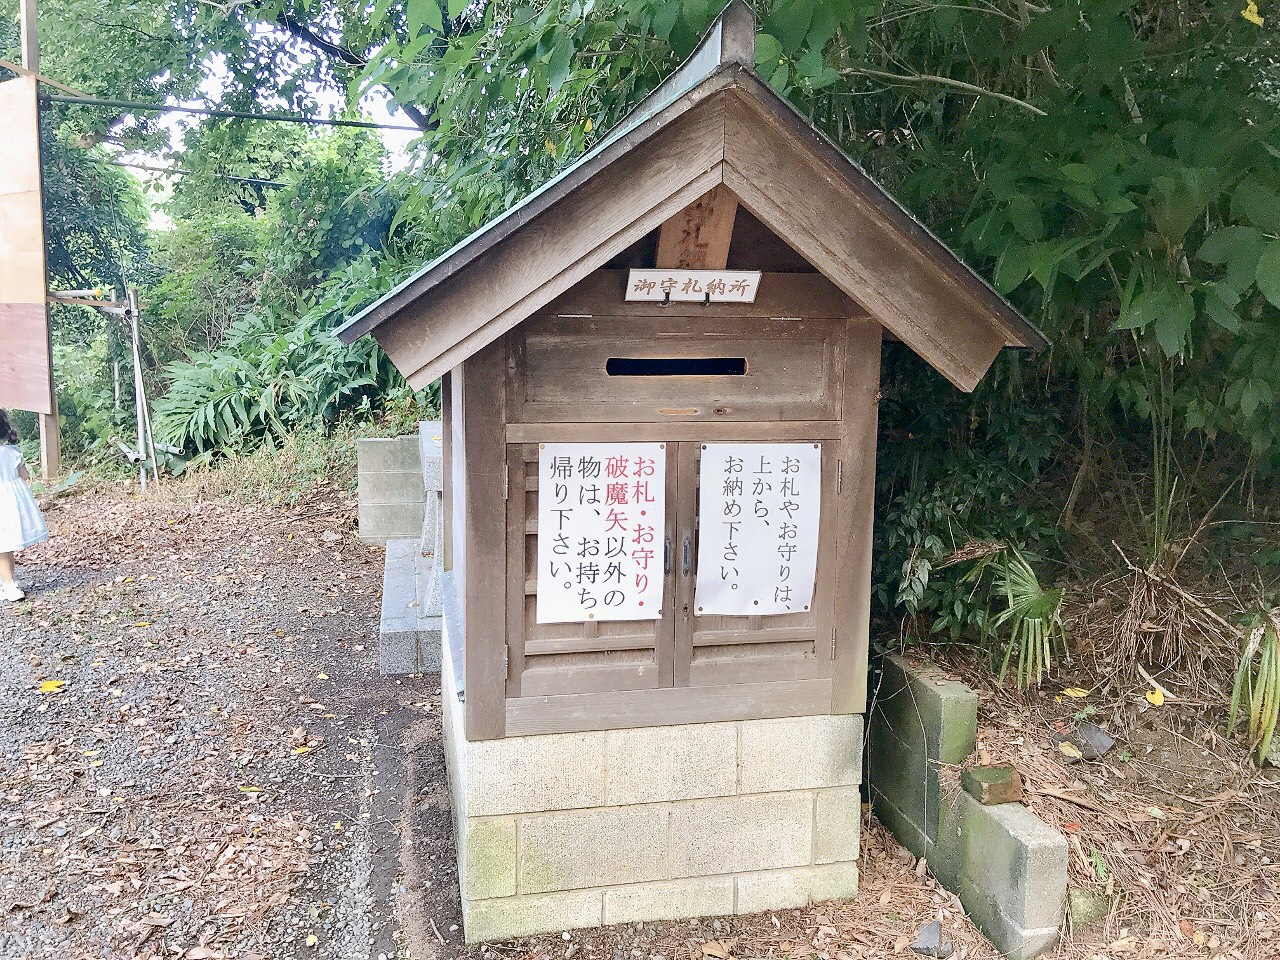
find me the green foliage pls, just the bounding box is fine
[259,131,396,288]
[148,208,264,356]
[155,309,386,456]
[49,337,134,466]
[365,0,713,236]
[39,129,151,291]
[164,123,310,219]
[153,248,432,460]
[19,0,1280,701]
[1229,611,1280,765]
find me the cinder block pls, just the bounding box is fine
[934,788,1066,958]
[358,469,428,504]
[603,876,734,925]
[866,656,978,860]
[464,732,606,816]
[462,817,517,900]
[734,863,858,915]
[814,787,861,864]
[357,436,422,473]
[668,792,811,877]
[518,805,669,893]
[738,716,863,794]
[605,722,737,805]
[359,502,426,544]
[463,889,602,943]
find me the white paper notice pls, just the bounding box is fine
[536,442,666,624]
[694,442,821,617]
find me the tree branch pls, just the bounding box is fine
[843,67,1048,116]
[273,12,436,132]
[276,13,365,67]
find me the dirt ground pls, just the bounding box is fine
[0,485,1275,960]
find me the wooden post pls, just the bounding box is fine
[654,185,738,269]
[19,0,37,72]
[19,0,60,479]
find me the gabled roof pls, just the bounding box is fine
[337,1,1045,392]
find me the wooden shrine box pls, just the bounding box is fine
[340,2,1042,942]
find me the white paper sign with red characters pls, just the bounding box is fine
[536,442,666,624]
[694,442,822,617]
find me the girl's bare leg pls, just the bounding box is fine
[0,552,14,587]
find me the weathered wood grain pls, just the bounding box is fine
[721,90,1006,391]
[461,342,508,741]
[505,677,833,736]
[830,318,882,714]
[377,95,733,388]
[655,184,738,269]
[0,77,53,416]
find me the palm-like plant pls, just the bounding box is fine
[1229,612,1280,765]
[962,545,1066,691]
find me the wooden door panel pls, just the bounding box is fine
[506,442,677,698]
[676,440,837,687]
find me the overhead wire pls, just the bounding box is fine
[107,159,288,188]
[42,92,423,132]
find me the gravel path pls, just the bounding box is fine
[0,488,456,960]
[0,486,1006,960]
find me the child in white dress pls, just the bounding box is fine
[0,409,48,602]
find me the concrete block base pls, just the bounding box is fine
[441,644,863,943]
[357,435,427,546]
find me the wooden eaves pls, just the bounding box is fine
[336,0,1046,392]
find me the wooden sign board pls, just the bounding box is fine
[0,76,54,415]
[625,269,761,303]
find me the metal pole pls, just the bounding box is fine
[127,288,146,493]
[42,94,422,132]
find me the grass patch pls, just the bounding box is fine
[169,419,418,507]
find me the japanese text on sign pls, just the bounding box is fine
[625,269,761,303]
[694,442,821,617]
[536,442,666,624]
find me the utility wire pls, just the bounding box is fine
[108,159,288,188]
[42,93,423,132]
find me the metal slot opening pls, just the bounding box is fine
[605,357,746,377]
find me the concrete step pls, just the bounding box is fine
[379,539,442,676]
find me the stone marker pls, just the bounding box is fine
[1053,721,1115,762]
[910,920,954,959]
[961,765,1024,805]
